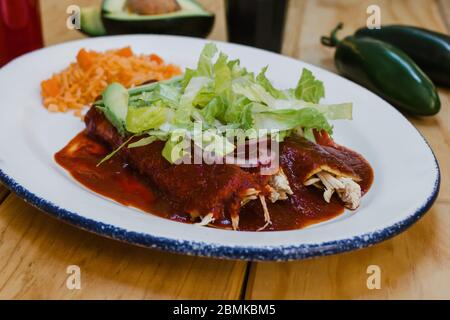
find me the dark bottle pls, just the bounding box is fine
[225,0,287,53]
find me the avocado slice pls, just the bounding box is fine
[101,0,215,38]
[102,83,129,134]
[79,6,107,37]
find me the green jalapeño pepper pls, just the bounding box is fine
[354,25,450,87]
[321,23,441,116]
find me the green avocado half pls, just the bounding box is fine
[80,0,214,38]
[80,6,107,37]
[81,0,214,38]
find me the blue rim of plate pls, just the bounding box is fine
[0,131,440,261]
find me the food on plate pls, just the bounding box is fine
[79,0,215,39]
[354,25,450,87]
[55,43,373,231]
[40,47,181,116]
[321,23,441,116]
[83,106,273,230]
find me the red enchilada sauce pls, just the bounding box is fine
[55,131,373,231]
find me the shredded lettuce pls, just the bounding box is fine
[256,66,286,99]
[196,130,235,158]
[196,43,217,78]
[252,107,333,133]
[232,80,276,107]
[125,105,171,133]
[128,136,158,149]
[127,76,182,97]
[97,135,135,167]
[315,103,353,120]
[213,53,232,100]
[162,130,190,164]
[200,97,226,126]
[97,43,354,164]
[294,68,325,103]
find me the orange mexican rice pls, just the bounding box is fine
[41,47,181,117]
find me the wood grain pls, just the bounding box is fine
[246,201,450,299]
[281,0,306,57]
[197,0,228,41]
[438,0,450,31]
[0,194,246,299]
[247,0,450,300]
[0,185,8,204]
[40,0,102,46]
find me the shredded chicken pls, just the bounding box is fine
[195,213,215,226]
[336,177,361,210]
[304,177,320,186]
[238,188,271,231]
[308,171,361,209]
[238,170,293,230]
[256,195,272,231]
[240,188,260,206]
[194,170,294,231]
[267,169,293,203]
[231,214,239,231]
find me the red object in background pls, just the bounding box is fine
[0,0,43,66]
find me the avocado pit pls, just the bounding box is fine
[127,0,181,15]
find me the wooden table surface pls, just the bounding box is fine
[0,0,449,299]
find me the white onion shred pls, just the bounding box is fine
[231,215,239,231]
[257,195,272,231]
[268,169,293,203]
[195,213,215,226]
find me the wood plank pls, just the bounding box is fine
[40,0,102,46]
[286,0,448,72]
[246,202,450,300]
[247,0,450,299]
[281,0,306,57]
[0,194,247,299]
[197,0,228,41]
[438,0,450,31]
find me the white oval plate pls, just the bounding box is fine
[0,35,440,261]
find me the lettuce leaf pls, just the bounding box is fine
[295,68,325,103]
[128,136,157,149]
[252,107,333,134]
[128,75,183,96]
[200,97,226,126]
[200,130,235,157]
[162,130,190,164]
[315,103,353,120]
[214,52,232,102]
[232,79,275,107]
[130,83,181,108]
[196,43,217,78]
[125,105,171,133]
[256,66,286,99]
